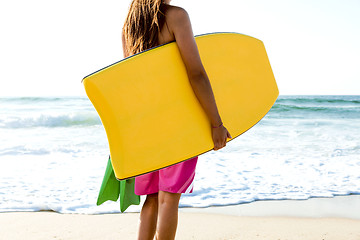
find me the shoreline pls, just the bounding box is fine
[1,195,360,239]
[2,194,360,217]
[180,194,360,220]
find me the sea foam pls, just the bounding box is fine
[0,96,359,214]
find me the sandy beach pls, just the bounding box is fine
[2,195,360,240]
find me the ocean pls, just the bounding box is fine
[0,95,359,214]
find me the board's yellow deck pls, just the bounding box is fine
[83,33,278,180]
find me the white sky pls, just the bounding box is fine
[0,0,359,97]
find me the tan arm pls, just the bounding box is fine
[166,7,231,149]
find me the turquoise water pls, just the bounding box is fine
[0,95,359,213]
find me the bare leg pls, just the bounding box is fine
[137,193,159,240]
[155,191,182,240]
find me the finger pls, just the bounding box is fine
[227,131,232,139]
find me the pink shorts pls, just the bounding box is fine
[135,156,198,195]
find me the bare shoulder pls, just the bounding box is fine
[164,5,190,24]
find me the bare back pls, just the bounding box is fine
[157,6,175,45]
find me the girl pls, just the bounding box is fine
[122,0,232,239]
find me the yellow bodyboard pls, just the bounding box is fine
[83,33,278,180]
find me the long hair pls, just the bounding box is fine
[123,0,166,55]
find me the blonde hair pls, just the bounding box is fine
[123,0,165,55]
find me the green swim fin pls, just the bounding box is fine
[120,177,140,212]
[96,156,140,212]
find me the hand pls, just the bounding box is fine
[212,125,232,150]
